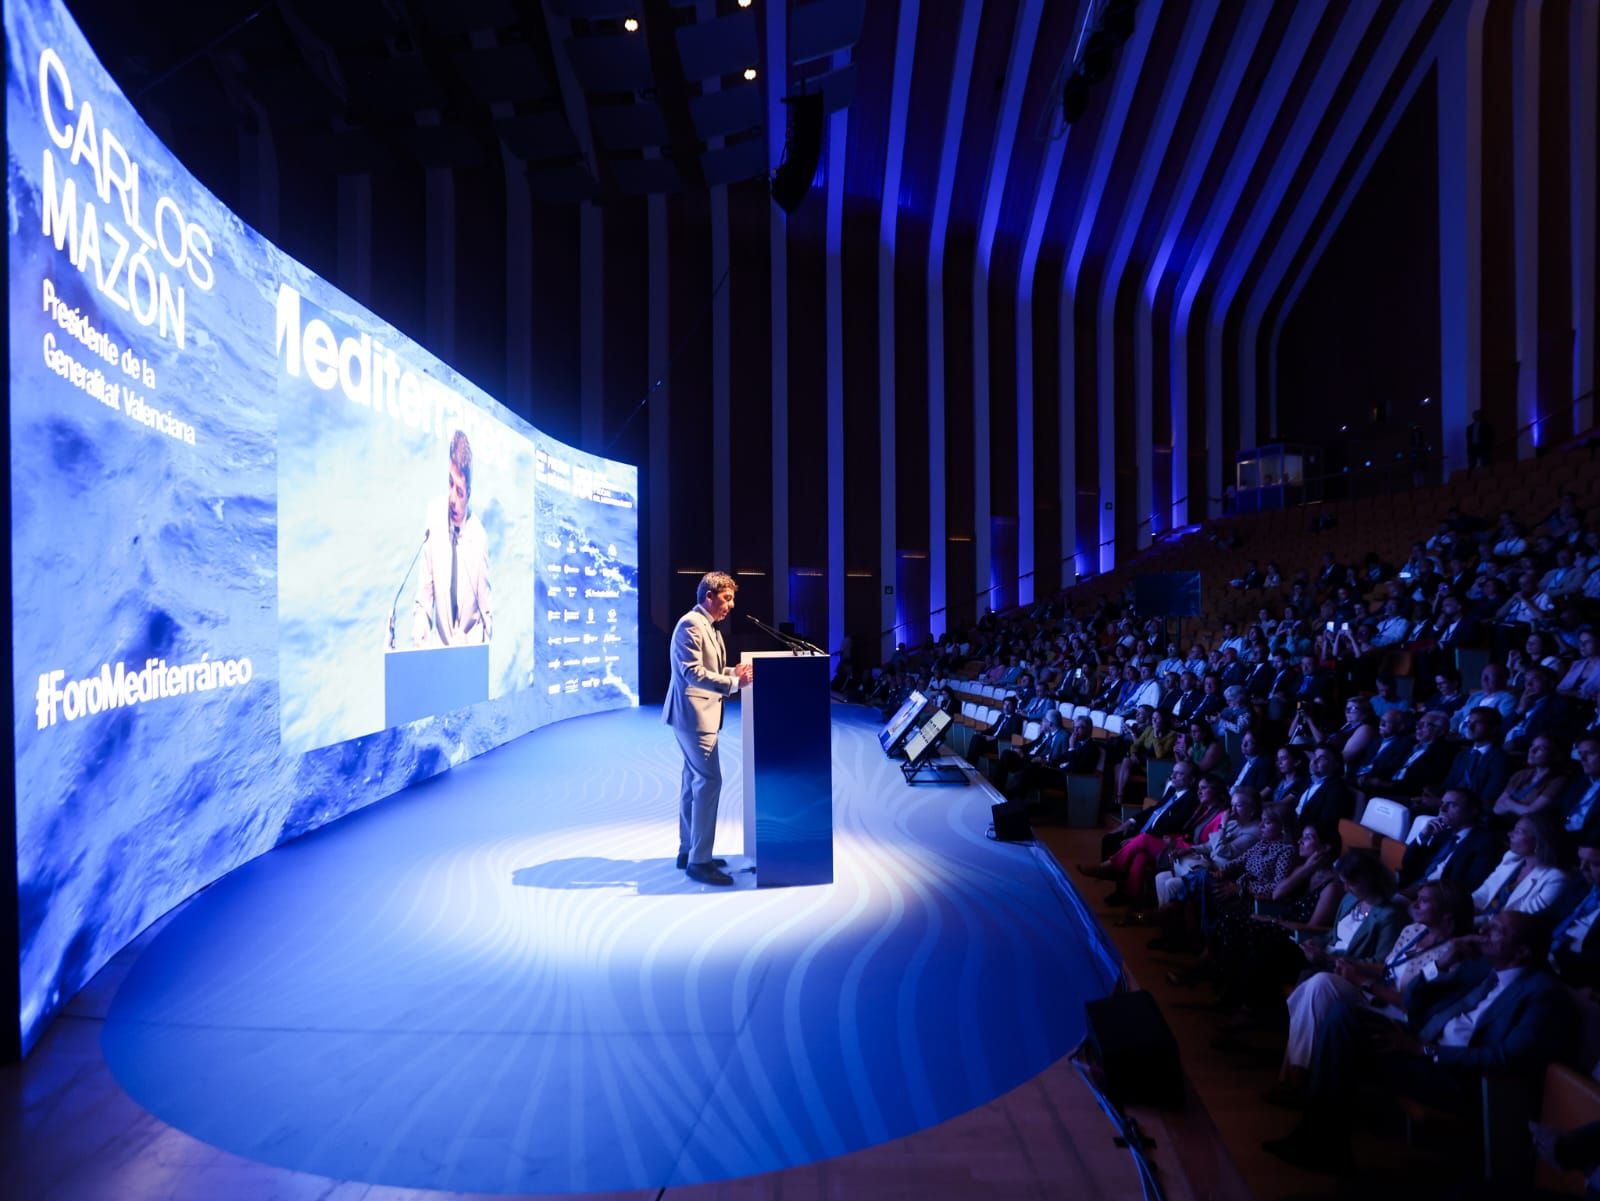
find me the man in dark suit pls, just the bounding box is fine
[996,709,1069,794]
[1466,408,1495,468]
[1360,709,1455,800]
[1432,593,1480,653]
[1096,759,1199,860]
[1399,790,1503,895]
[1295,746,1353,837]
[1266,911,1576,1173]
[1353,708,1416,788]
[1558,733,1600,837]
[967,694,1024,767]
[1503,666,1574,756]
[1426,707,1513,807]
[1243,658,1276,702]
[1226,730,1273,794]
[1549,832,1600,988]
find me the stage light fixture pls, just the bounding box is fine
[624,16,639,32]
[1061,72,1090,124]
[744,66,758,80]
[737,0,753,7]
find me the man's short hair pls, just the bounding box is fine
[698,571,737,602]
[448,429,473,496]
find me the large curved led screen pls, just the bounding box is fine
[7,0,639,1052]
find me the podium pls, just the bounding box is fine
[384,644,489,728]
[740,650,833,887]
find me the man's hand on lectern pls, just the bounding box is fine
[735,662,754,687]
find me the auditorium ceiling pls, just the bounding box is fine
[64,0,1451,326]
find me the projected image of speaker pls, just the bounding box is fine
[878,690,934,757]
[1132,571,1202,619]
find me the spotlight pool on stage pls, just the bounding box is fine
[101,704,1120,1193]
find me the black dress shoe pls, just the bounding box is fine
[677,854,726,870]
[685,863,734,886]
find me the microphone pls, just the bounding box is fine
[388,529,429,648]
[744,613,825,656]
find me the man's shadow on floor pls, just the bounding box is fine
[513,856,754,894]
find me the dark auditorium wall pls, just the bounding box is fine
[61,0,1595,685]
[1275,77,1442,464]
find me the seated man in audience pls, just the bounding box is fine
[1398,789,1503,897]
[1354,708,1417,790]
[966,694,1024,767]
[1265,911,1577,1174]
[1451,662,1518,736]
[1295,745,1354,835]
[1548,830,1600,990]
[1093,758,1200,863]
[994,709,1068,795]
[1504,665,1575,756]
[1359,709,1455,801]
[1019,679,1057,720]
[1558,733,1600,838]
[1226,730,1273,793]
[1424,707,1513,810]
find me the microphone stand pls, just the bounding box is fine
[744,613,827,657]
[388,529,429,648]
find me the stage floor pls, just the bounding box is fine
[83,704,1120,1194]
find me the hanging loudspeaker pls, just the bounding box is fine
[771,92,824,215]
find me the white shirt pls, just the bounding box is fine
[1568,778,1600,832]
[1439,966,1527,1048]
[1423,826,1473,882]
[412,496,492,646]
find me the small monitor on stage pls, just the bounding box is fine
[900,709,963,784]
[878,690,932,757]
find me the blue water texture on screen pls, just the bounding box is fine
[5,0,638,1051]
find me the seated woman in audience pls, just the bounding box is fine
[1293,695,1378,767]
[1216,848,1405,1018]
[1525,629,1566,673]
[1185,719,1228,777]
[1178,818,1341,992]
[1269,745,1311,807]
[1471,812,1577,924]
[1113,705,1175,802]
[1272,880,1475,1104]
[1491,732,1572,825]
[1215,684,1255,735]
[1262,561,1283,591]
[1153,786,1264,908]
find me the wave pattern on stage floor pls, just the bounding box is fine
[101,704,1120,1193]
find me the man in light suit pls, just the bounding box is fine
[409,429,492,647]
[663,572,753,886]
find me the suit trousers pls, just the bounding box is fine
[675,723,722,864]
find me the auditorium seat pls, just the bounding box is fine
[1360,798,1412,843]
[1537,1066,1600,1195]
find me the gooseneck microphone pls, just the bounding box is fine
[388,529,429,648]
[743,613,826,656]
